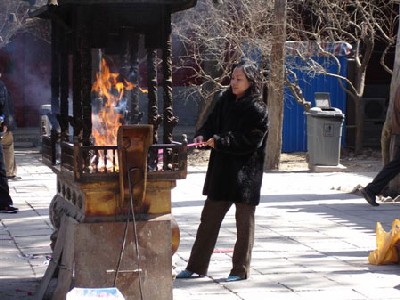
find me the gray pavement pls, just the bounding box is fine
[0,148,55,299]
[1,147,400,299]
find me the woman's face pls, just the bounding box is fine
[230,66,251,99]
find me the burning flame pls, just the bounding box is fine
[91,58,135,146]
[91,58,136,172]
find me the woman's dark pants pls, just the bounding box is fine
[186,198,255,278]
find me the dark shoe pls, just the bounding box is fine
[176,269,198,279]
[360,188,379,206]
[176,269,194,278]
[0,205,18,213]
[7,176,21,180]
[226,275,245,282]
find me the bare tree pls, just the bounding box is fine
[172,0,397,170]
[173,0,279,167]
[383,3,400,193]
[172,0,274,124]
[266,0,287,170]
[0,0,49,49]
[286,0,398,154]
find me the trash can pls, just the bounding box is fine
[40,104,52,136]
[306,106,345,166]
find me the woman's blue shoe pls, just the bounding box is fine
[226,275,245,282]
[176,269,194,278]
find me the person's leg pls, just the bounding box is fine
[229,203,256,279]
[184,199,231,276]
[366,143,400,195]
[0,141,15,211]
[1,131,16,177]
[8,131,16,177]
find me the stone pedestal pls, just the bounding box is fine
[74,216,172,300]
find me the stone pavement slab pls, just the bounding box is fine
[1,148,400,300]
[0,148,55,299]
[172,167,400,300]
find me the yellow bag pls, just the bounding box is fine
[368,219,400,265]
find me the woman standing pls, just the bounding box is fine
[0,71,18,213]
[177,60,268,281]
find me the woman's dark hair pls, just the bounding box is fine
[230,59,262,97]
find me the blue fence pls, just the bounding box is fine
[282,56,348,152]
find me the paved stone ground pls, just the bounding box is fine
[0,148,55,299]
[172,166,400,300]
[1,147,400,299]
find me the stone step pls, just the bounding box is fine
[13,127,41,148]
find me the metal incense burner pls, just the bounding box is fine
[33,1,196,299]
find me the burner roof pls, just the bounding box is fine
[43,0,196,12]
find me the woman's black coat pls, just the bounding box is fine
[195,90,269,206]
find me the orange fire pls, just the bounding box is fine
[91,58,136,171]
[91,58,135,146]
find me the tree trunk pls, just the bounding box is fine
[350,41,371,155]
[354,95,363,154]
[264,0,287,170]
[353,62,366,154]
[195,89,219,131]
[195,55,222,131]
[387,6,400,194]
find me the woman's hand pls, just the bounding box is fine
[204,138,215,148]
